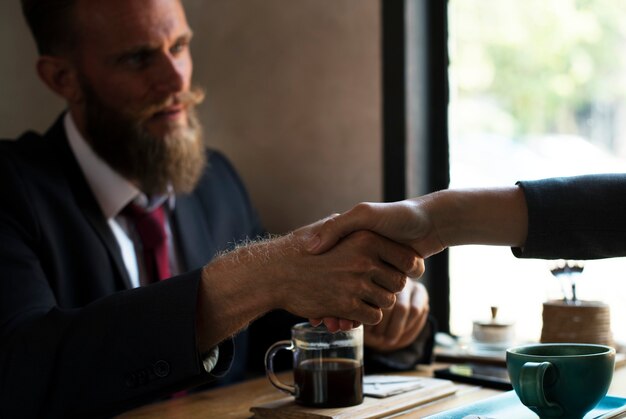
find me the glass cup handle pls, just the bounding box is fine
[519,361,563,416]
[264,340,296,395]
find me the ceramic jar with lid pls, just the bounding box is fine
[470,306,515,353]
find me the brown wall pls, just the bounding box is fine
[0,0,382,233]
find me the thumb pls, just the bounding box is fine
[305,212,357,254]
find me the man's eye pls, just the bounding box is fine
[124,51,151,68]
[170,41,188,55]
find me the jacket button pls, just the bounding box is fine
[154,360,170,378]
[125,375,137,388]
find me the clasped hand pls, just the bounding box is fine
[300,208,431,351]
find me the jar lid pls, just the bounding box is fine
[473,306,514,328]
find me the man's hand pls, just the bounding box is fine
[273,226,422,324]
[309,280,430,352]
[363,280,429,352]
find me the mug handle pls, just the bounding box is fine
[519,361,563,416]
[264,340,296,395]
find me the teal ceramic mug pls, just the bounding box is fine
[506,343,615,419]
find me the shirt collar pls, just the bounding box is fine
[64,112,174,218]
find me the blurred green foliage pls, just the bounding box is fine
[449,0,626,137]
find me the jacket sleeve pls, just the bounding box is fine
[0,149,232,418]
[513,174,626,260]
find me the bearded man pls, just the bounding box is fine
[0,0,433,417]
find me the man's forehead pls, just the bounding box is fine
[75,0,190,49]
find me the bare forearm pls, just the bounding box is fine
[195,241,278,352]
[425,186,528,248]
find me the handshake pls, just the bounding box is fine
[200,186,528,353]
[297,202,432,349]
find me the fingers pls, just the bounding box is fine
[394,283,427,345]
[363,280,430,351]
[309,317,362,333]
[318,301,384,327]
[409,258,426,279]
[381,284,412,343]
[323,317,340,332]
[309,318,323,327]
[284,228,421,326]
[339,319,355,331]
[352,305,383,325]
[304,206,426,280]
[361,281,398,311]
[371,236,421,285]
[306,204,376,254]
[365,281,410,344]
[410,283,430,335]
[321,318,354,333]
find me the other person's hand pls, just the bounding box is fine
[306,201,440,268]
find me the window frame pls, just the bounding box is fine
[381,0,451,332]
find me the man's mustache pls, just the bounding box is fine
[139,86,205,120]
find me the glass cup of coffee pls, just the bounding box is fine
[264,322,364,407]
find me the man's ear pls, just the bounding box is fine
[36,55,83,104]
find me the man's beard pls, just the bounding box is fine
[82,85,207,196]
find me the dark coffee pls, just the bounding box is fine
[294,358,363,407]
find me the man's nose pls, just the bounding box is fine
[152,54,188,95]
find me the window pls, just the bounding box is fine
[448,0,626,343]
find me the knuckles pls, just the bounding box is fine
[351,202,375,218]
[406,255,425,278]
[388,273,407,293]
[367,307,384,325]
[378,291,397,309]
[408,303,422,320]
[350,254,378,275]
[395,299,411,318]
[413,261,426,278]
[320,213,341,232]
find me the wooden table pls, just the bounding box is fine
[118,364,626,418]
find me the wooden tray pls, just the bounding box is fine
[249,377,456,419]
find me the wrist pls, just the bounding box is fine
[204,243,279,314]
[195,242,281,351]
[417,190,456,250]
[432,187,527,248]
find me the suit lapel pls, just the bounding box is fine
[47,116,133,289]
[172,194,218,272]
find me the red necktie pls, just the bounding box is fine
[123,203,171,284]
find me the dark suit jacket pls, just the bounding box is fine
[0,116,266,417]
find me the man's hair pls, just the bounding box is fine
[21,0,78,55]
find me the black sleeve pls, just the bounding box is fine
[512,174,626,260]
